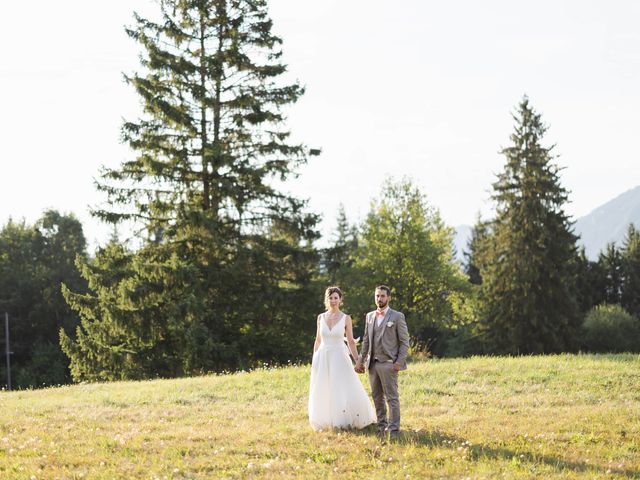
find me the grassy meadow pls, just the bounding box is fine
[1,354,639,479]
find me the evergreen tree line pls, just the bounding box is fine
[3,172,639,387]
[0,174,469,388]
[576,231,640,319]
[2,2,639,388]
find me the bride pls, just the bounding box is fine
[308,286,376,430]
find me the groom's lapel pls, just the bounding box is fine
[368,312,375,343]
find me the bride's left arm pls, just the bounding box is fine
[344,315,359,361]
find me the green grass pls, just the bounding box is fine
[1,354,639,479]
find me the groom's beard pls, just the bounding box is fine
[376,301,388,308]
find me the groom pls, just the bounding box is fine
[355,285,410,440]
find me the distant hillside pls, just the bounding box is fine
[453,186,640,262]
[574,185,640,259]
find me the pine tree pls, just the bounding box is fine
[96,0,317,230]
[463,214,489,286]
[322,204,358,284]
[477,97,580,354]
[620,224,640,316]
[61,242,184,380]
[61,0,319,380]
[597,243,624,305]
[574,246,606,314]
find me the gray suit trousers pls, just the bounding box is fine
[368,360,400,433]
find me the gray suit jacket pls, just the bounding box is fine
[358,308,410,370]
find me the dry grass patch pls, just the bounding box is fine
[1,354,639,479]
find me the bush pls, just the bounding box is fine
[580,304,640,353]
[15,341,69,388]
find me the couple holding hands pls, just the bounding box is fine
[308,285,410,440]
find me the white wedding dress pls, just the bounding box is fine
[308,313,376,430]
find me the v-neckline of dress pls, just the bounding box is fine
[325,312,344,332]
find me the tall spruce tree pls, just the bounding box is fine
[61,0,319,380]
[476,97,580,354]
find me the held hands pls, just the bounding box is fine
[354,362,400,373]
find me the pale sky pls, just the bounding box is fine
[1,1,639,249]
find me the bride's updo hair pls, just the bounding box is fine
[324,286,343,310]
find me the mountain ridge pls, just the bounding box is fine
[453,185,640,261]
[573,185,640,259]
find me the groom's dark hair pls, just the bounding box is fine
[375,285,391,296]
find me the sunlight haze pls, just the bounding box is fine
[2,0,639,247]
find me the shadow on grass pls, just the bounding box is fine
[352,427,638,478]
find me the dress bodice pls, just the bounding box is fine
[320,313,346,347]
[309,311,376,430]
